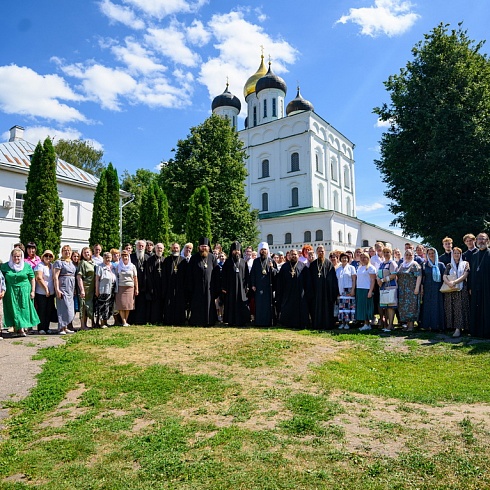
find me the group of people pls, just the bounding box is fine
[1,232,489,339]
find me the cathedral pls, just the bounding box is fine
[212,55,416,252]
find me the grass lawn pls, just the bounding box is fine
[1,326,490,489]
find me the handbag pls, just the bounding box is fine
[440,274,458,293]
[380,288,396,304]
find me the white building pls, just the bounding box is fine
[212,56,418,251]
[0,125,129,256]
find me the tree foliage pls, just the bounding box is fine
[54,139,105,177]
[186,186,212,250]
[89,163,121,250]
[20,138,63,253]
[138,181,170,249]
[374,23,490,247]
[159,114,258,251]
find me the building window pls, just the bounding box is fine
[291,187,299,207]
[261,192,269,212]
[362,239,369,247]
[344,166,350,188]
[304,231,311,243]
[315,229,323,241]
[14,191,26,219]
[69,202,80,227]
[253,106,257,126]
[348,232,352,244]
[285,232,292,244]
[331,157,338,181]
[291,152,300,172]
[267,234,273,246]
[263,99,267,118]
[316,153,322,173]
[261,159,270,178]
[272,98,277,117]
[318,184,324,208]
[346,197,352,216]
[333,191,339,211]
[338,231,343,243]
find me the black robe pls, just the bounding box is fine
[162,255,187,325]
[145,254,165,324]
[276,261,310,328]
[222,257,250,326]
[129,252,149,324]
[249,257,277,326]
[468,249,490,338]
[310,258,339,330]
[186,252,217,326]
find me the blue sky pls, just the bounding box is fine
[1,0,489,235]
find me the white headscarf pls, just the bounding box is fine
[450,252,467,291]
[8,249,24,273]
[258,241,270,258]
[117,257,134,274]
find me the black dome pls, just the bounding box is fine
[255,64,287,95]
[212,85,241,112]
[286,87,314,115]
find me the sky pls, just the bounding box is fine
[1,0,489,236]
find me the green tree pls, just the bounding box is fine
[159,114,258,250]
[89,163,120,250]
[138,181,171,248]
[155,184,170,249]
[20,138,63,253]
[185,186,212,250]
[54,139,105,177]
[374,23,490,247]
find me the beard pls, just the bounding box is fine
[290,257,298,265]
[155,251,163,258]
[200,250,209,258]
[136,249,145,260]
[172,251,180,256]
[260,251,268,260]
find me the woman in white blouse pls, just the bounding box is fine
[336,253,356,329]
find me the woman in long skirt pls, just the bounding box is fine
[397,249,422,332]
[53,245,77,335]
[95,252,117,328]
[114,250,138,326]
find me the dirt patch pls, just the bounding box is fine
[39,384,88,428]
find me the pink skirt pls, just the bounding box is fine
[115,286,134,311]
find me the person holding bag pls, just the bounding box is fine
[377,247,398,332]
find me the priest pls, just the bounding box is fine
[221,241,250,326]
[249,241,277,327]
[162,242,188,325]
[186,237,217,326]
[276,249,310,328]
[145,243,165,324]
[129,239,149,324]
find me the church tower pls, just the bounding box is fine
[211,82,241,129]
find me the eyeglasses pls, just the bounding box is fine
[44,255,53,258]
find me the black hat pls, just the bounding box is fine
[199,237,210,246]
[230,241,241,254]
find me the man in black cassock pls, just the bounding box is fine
[222,241,250,326]
[276,249,310,328]
[162,242,187,325]
[250,241,277,327]
[468,232,490,338]
[186,237,217,326]
[145,243,165,324]
[310,245,339,330]
[129,239,149,324]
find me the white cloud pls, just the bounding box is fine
[0,65,86,123]
[186,20,211,46]
[122,0,207,19]
[375,118,391,128]
[145,24,200,67]
[336,0,420,37]
[99,0,145,29]
[356,202,385,212]
[110,37,167,74]
[199,11,298,113]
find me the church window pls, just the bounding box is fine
[267,234,273,245]
[362,239,369,247]
[316,153,322,173]
[285,232,292,244]
[318,184,325,208]
[261,192,269,211]
[333,191,339,211]
[253,106,257,127]
[346,197,352,216]
[261,159,270,178]
[14,191,26,219]
[291,152,300,172]
[338,231,343,243]
[315,229,323,241]
[272,98,277,117]
[348,232,352,244]
[304,231,311,243]
[331,157,338,181]
[291,187,299,207]
[264,99,267,118]
[344,166,350,188]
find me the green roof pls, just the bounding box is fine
[258,207,329,219]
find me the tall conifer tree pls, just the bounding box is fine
[185,186,212,249]
[20,137,63,253]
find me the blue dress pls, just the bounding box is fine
[421,262,446,331]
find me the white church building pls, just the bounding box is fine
[212,56,417,252]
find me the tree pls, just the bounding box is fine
[20,138,63,253]
[374,23,490,247]
[159,114,258,251]
[185,186,212,249]
[54,139,105,177]
[89,163,120,250]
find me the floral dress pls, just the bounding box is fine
[397,262,421,322]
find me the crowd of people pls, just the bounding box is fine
[1,232,489,339]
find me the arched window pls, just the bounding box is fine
[267,234,273,246]
[261,159,270,178]
[291,152,300,172]
[331,157,338,181]
[348,232,352,244]
[346,197,352,216]
[318,184,324,208]
[253,106,257,127]
[333,191,339,211]
[315,229,323,241]
[272,98,277,117]
[291,187,299,207]
[261,192,268,211]
[344,166,350,188]
[316,154,320,172]
[338,230,343,243]
[362,239,369,247]
[285,232,292,244]
[304,231,311,243]
[263,99,267,118]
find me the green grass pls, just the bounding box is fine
[1,326,490,489]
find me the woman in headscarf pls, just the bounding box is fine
[114,250,138,327]
[442,247,470,338]
[53,245,77,335]
[95,252,117,328]
[1,248,39,337]
[397,249,422,332]
[421,247,446,332]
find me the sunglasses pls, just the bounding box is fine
[44,254,54,258]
